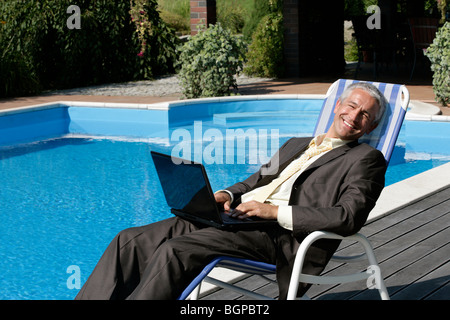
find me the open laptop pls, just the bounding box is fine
[150,151,277,229]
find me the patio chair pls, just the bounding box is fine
[178,79,410,300]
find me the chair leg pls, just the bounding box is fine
[353,234,390,300]
[377,277,390,300]
[287,231,390,300]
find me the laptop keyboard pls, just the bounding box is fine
[221,212,261,223]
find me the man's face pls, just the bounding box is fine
[326,88,380,141]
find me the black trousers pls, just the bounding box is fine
[75,217,280,300]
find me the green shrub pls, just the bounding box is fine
[425,22,450,106]
[244,12,284,78]
[242,0,273,42]
[0,0,178,97]
[344,38,359,62]
[0,0,41,96]
[0,46,40,97]
[157,0,190,20]
[159,10,190,35]
[130,0,179,79]
[157,0,190,35]
[176,24,247,99]
[217,0,246,34]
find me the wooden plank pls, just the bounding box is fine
[364,197,450,246]
[372,212,449,263]
[327,188,450,257]
[307,208,450,299]
[202,274,272,300]
[425,280,450,300]
[245,276,279,300]
[312,241,450,300]
[353,238,450,299]
[381,244,450,298]
[362,187,450,236]
[315,216,449,298]
[331,206,449,267]
[392,261,450,300]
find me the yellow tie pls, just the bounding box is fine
[252,139,332,203]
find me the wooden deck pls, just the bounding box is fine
[201,186,450,300]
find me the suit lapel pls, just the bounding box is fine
[253,138,359,190]
[277,139,311,174]
[303,141,356,172]
[253,138,311,189]
[279,138,359,174]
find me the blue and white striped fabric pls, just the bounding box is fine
[313,79,409,164]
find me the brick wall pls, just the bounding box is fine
[283,0,300,77]
[190,0,217,35]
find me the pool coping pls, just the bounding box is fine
[1,94,449,298]
[1,94,448,122]
[0,94,327,115]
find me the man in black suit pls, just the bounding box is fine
[76,82,387,300]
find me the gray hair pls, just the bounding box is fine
[338,82,387,124]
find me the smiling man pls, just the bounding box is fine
[328,85,384,141]
[76,82,388,300]
[220,83,386,226]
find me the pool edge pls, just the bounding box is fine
[368,161,450,223]
[0,94,327,116]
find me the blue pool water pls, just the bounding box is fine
[1,136,448,300]
[0,137,281,300]
[1,101,449,300]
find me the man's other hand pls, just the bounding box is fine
[232,201,278,221]
[214,191,232,212]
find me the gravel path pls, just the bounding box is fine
[47,74,273,97]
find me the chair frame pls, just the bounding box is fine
[179,79,409,301]
[182,231,389,300]
[287,231,389,300]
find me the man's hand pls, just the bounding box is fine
[231,201,278,221]
[214,191,232,213]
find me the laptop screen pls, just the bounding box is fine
[151,152,220,220]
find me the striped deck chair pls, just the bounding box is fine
[178,79,410,300]
[315,79,409,164]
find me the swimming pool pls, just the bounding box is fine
[1,97,449,300]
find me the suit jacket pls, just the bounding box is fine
[225,137,387,299]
